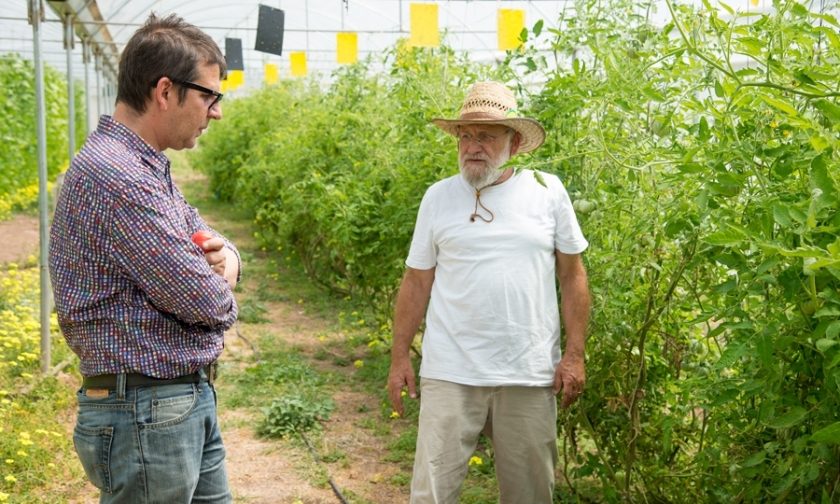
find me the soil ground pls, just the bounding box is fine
[6,168,412,503]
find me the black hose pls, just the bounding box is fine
[300,431,350,504]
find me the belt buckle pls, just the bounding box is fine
[207,361,218,385]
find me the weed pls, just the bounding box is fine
[237,298,269,324]
[258,394,335,439]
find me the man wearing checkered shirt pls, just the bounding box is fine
[49,13,239,504]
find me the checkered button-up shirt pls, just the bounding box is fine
[49,115,239,378]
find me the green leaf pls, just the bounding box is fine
[761,95,799,116]
[532,171,547,188]
[813,99,840,124]
[811,422,840,444]
[736,36,766,55]
[773,204,793,228]
[810,153,837,209]
[811,12,840,27]
[816,338,838,352]
[715,343,746,369]
[703,229,746,247]
[712,278,738,293]
[698,116,710,141]
[757,334,774,369]
[677,163,704,174]
[715,80,724,98]
[642,85,666,102]
[756,257,781,275]
[767,407,807,429]
[718,0,734,15]
[811,135,830,152]
[814,306,840,318]
[825,321,840,339]
[533,19,544,37]
[742,450,766,468]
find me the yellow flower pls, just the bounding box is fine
[354,360,363,368]
[4,475,15,482]
[351,311,358,316]
[0,492,8,501]
[401,391,406,397]
[4,460,13,465]
[297,299,303,304]
[318,336,325,342]
[390,411,400,419]
[253,232,259,238]
[469,456,483,466]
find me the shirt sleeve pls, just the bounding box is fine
[110,177,238,330]
[406,188,438,270]
[551,175,589,254]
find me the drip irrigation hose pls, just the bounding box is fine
[235,320,260,362]
[300,431,350,504]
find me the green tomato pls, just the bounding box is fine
[576,200,596,214]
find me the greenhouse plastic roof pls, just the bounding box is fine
[1,0,776,96]
[1,1,574,81]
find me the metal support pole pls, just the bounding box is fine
[95,51,102,119]
[29,0,51,374]
[83,38,91,134]
[65,12,75,162]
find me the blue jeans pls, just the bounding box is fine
[73,372,232,504]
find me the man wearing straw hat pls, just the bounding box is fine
[388,81,590,503]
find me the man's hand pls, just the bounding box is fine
[554,355,586,409]
[388,356,417,417]
[199,237,238,289]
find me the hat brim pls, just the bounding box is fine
[431,117,546,153]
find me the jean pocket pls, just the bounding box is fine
[73,424,114,493]
[150,386,197,425]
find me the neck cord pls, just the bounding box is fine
[469,168,512,223]
[470,185,494,223]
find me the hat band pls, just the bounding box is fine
[459,112,511,121]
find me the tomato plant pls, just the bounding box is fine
[194,0,840,500]
[0,54,85,209]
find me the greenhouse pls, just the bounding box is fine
[1,0,840,502]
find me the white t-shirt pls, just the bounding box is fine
[406,170,588,387]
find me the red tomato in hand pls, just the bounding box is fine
[191,230,214,249]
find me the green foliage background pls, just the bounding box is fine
[193,0,840,501]
[0,54,86,204]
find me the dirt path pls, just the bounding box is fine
[0,214,40,265]
[19,166,410,503]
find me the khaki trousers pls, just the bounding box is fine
[410,378,558,504]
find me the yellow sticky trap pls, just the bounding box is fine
[290,52,307,76]
[220,79,228,93]
[498,9,525,51]
[228,70,244,90]
[337,32,358,64]
[264,63,278,85]
[750,0,759,5]
[409,3,439,48]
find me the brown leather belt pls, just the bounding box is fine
[82,362,218,389]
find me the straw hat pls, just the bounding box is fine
[432,81,546,153]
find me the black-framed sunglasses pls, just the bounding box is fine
[171,79,223,111]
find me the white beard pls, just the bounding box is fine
[458,142,512,189]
